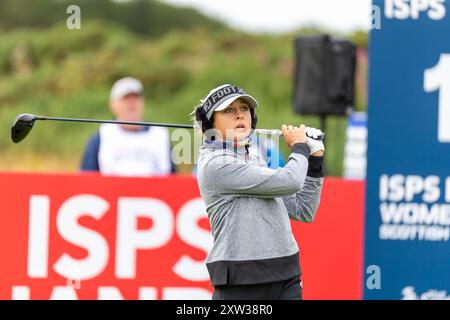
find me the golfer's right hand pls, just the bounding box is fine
[282,124,308,149]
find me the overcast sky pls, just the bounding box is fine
[162,0,372,34]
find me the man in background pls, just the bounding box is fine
[80,77,176,176]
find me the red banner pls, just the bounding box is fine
[0,172,364,300]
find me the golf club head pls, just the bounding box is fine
[11,113,37,143]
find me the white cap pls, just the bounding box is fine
[110,77,143,101]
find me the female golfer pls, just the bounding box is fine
[194,84,324,300]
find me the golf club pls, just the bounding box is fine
[10,113,325,144]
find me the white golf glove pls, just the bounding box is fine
[305,127,325,155]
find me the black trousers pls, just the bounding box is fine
[212,276,302,300]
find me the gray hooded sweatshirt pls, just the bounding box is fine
[197,139,324,286]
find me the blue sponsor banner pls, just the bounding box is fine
[365,0,450,299]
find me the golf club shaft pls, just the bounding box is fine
[36,116,193,129]
[35,116,281,136]
[34,115,324,138]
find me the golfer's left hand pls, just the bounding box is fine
[305,127,325,156]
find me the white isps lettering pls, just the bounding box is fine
[379,174,441,202]
[115,197,174,278]
[385,0,446,20]
[173,199,213,281]
[26,195,212,282]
